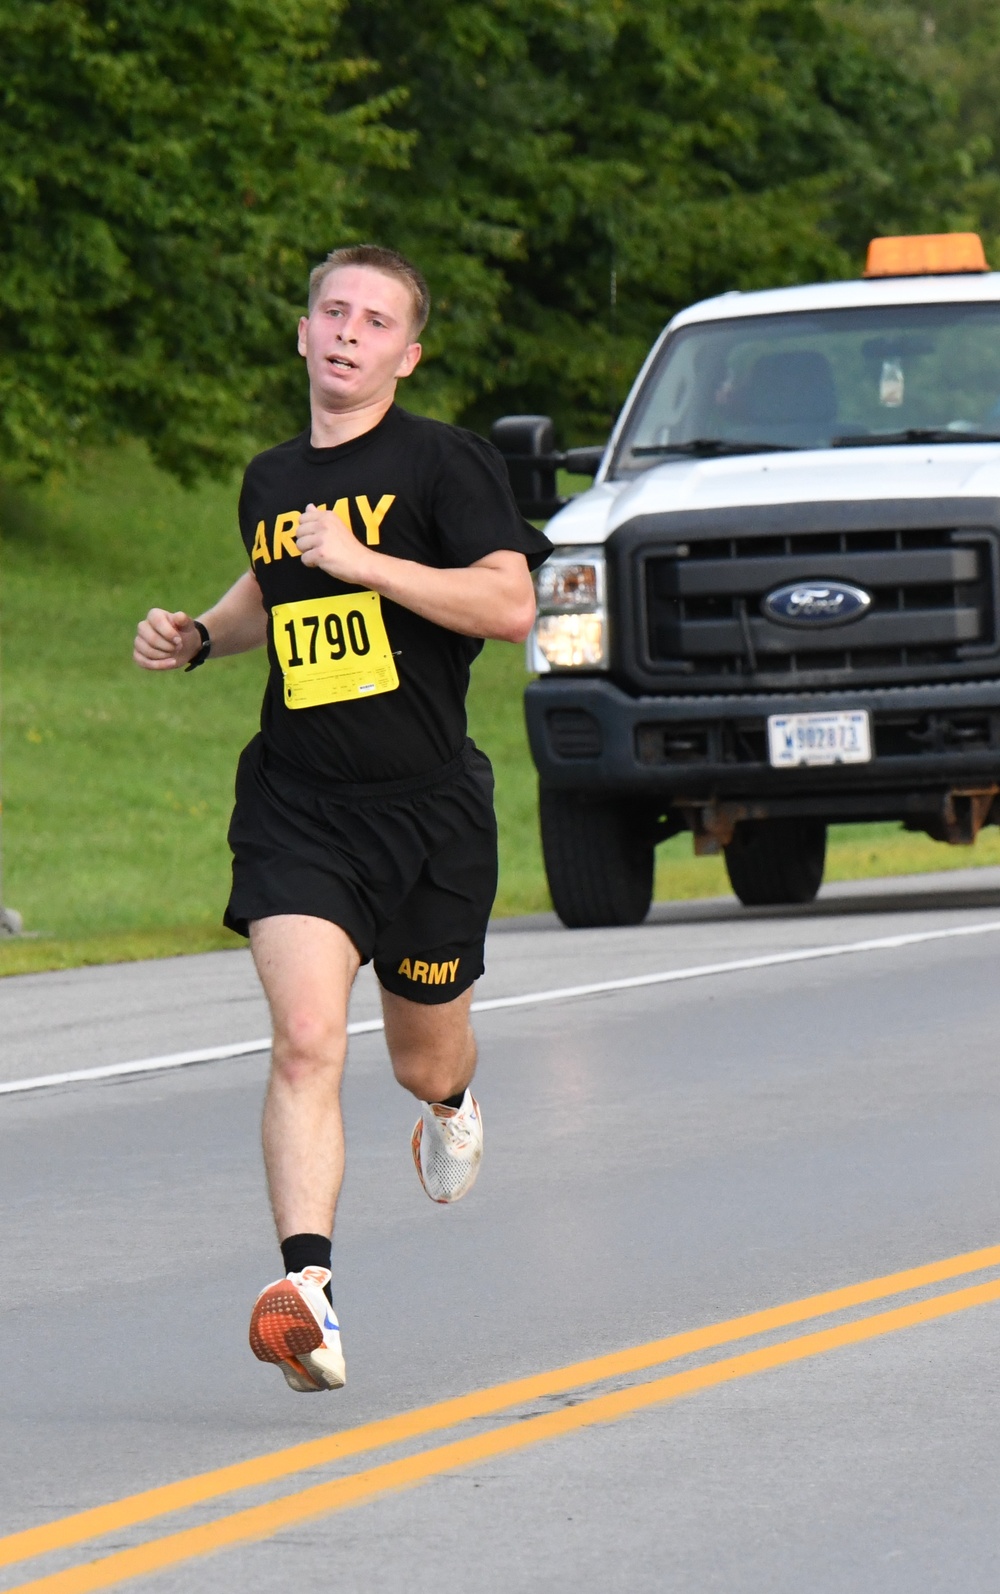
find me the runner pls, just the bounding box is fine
[133,245,551,1393]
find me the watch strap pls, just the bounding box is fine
[185,619,212,671]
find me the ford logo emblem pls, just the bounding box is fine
[761,581,872,628]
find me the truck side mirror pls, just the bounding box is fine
[491,415,566,520]
[563,445,604,477]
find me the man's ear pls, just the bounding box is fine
[297,315,309,358]
[396,342,422,379]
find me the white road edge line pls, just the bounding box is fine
[5,917,1000,1099]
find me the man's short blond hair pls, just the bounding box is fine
[307,245,430,335]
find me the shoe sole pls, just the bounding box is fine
[248,1282,345,1391]
[411,1097,483,1204]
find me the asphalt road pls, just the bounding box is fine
[2,869,1000,1592]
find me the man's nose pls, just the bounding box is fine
[335,319,360,344]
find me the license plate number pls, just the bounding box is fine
[767,710,871,767]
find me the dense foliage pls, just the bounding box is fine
[0,0,403,480]
[339,0,960,440]
[850,1,1000,255]
[0,0,994,475]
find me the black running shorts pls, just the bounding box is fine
[224,735,498,1004]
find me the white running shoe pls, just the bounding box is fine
[248,1266,345,1392]
[411,1089,483,1203]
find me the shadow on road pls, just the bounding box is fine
[490,867,1000,935]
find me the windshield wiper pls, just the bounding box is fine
[630,438,804,459]
[831,428,1000,448]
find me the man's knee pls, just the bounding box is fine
[271,1012,346,1087]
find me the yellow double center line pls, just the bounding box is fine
[5,1244,1000,1593]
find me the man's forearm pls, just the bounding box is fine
[293,504,537,642]
[199,571,269,656]
[337,549,536,643]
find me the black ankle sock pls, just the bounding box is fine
[437,1089,467,1110]
[280,1233,333,1304]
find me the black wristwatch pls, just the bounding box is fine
[185,620,212,671]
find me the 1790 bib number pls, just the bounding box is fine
[271,591,399,709]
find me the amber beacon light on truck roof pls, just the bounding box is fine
[864,232,989,278]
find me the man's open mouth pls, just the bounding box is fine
[329,356,357,370]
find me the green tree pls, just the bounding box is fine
[339,0,964,443]
[851,0,1000,256]
[0,0,404,481]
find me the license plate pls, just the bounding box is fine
[767,710,871,767]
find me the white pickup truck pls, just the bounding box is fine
[493,233,1000,925]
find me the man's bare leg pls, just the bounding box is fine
[381,985,476,1104]
[382,985,484,1202]
[251,914,360,1239]
[247,914,359,1391]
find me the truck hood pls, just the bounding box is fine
[546,443,1000,546]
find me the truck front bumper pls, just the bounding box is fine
[526,676,1000,822]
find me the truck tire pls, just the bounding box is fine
[723,818,826,907]
[539,788,654,928]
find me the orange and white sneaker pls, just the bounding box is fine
[411,1089,483,1203]
[248,1266,345,1392]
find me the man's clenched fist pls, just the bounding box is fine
[133,609,201,671]
[295,503,375,585]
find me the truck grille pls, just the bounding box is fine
[642,526,998,688]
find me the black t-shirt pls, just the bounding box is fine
[238,405,552,784]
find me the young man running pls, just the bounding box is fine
[134,245,550,1393]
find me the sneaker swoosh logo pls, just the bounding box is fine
[323,1313,339,1334]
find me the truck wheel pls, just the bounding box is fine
[723,818,826,907]
[539,788,655,928]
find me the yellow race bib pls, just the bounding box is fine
[272,591,399,710]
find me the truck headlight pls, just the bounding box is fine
[535,614,606,668]
[529,547,608,671]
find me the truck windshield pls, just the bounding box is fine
[611,301,1000,476]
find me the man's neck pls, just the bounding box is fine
[308,391,395,449]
